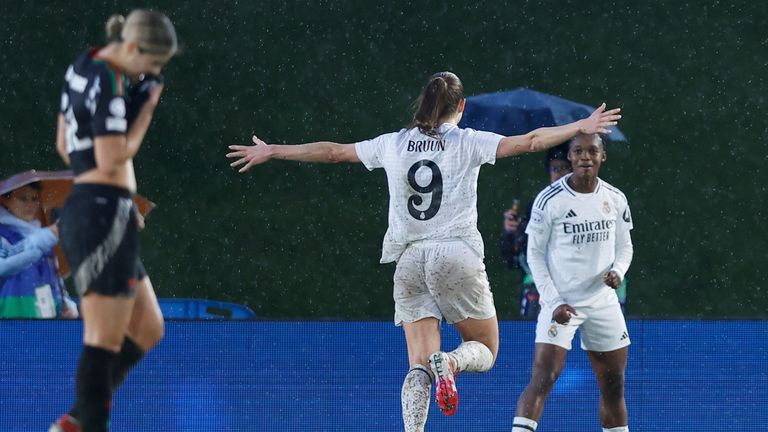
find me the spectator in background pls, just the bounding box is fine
[500,143,571,318]
[0,182,78,318]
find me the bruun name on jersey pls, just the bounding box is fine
[563,219,613,245]
[407,139,445,152]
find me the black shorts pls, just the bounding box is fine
[59,184,142,297]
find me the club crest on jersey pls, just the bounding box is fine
[109,97,126,118]
[548,323,558,338]
[602,201,611,214]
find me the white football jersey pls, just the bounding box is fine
[525,174,634,307]
[355,123,502,263]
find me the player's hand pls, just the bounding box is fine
[131,84,165,126]
[503,208,521,233]
[126,76,164,123]
[146,83,165,108]
[603,271,622,289]
[135,211,146,231]
[552,304,577,325]
[578,103,621,135]
[60,301,79,319]
[227,135,272,173]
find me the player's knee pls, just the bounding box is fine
[473,337,499,361]
[149,320,165,345]
[83,328,125,352]
[598,371,625,399]
[130,319,164,351]
[530,369,561,393]
[144,320,164,349]
[85,336,124,353]
[488,343,499,364]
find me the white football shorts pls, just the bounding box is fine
[393,239,496,326]
[535,289,630,352]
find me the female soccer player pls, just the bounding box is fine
[50,10,177,432]
[511,133,633,432]
[227,72,620,432]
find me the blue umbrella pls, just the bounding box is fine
[458,88,627,142]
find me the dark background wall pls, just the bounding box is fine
[1,1,765,318]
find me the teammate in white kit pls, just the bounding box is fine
[227,72,621,432]
[511,134,633,432]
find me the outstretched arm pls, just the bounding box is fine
[227,135,360,173]
[496,103,621,159]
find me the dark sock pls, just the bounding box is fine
[111,336,145,390]
[74,345,117,432]
[70,337,144,420]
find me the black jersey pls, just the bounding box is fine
[60,49,129,176]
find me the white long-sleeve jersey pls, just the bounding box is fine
[525,174,634,308]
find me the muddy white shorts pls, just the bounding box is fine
[535,289,630,352]
[392,239,496,326]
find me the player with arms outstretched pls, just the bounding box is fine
[228,72,621,432]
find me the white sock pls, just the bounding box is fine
[402,364,432,432]
[512,416,538,431]
[603,427,629,432]
[449,341,494,373]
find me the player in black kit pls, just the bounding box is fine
[50,10,177,432]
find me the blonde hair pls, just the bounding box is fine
[105,10,177,57]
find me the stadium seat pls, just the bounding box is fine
[157,298,256,319]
